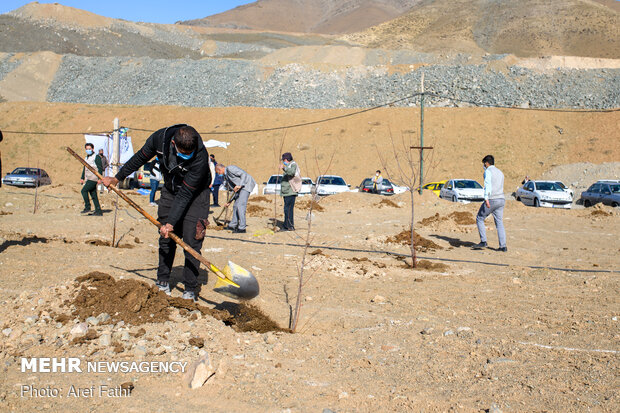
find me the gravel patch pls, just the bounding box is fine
[540,162,620,195]
[47,56,620,109]
[0,53,21,81]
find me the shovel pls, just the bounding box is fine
[213,189,234,226]
[67,147,259,300]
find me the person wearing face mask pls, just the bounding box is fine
[279,152,300,231]
[101,125,212,302]
[80,143,104,216]
[372,170,383,194]
[473,154,507,252]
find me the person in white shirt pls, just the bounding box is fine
[473,154,507,252]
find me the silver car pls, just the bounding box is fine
[262,175,315,196]
[2,167,52,187]
[439,179,484,203]
[580,180,620,207]
[515,180,573,209]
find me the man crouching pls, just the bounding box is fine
[101,125,211,302]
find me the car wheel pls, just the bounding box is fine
[583,199,591,208]
[612,202,619,208]
[516,196,521,202]
[534,198,540,207]
[452,195,457,203]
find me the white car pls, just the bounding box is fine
[392,184,409,194]
[439,179,484,203]
[516,180,573,208]
[262,175,315,196]
[315,175,351,196]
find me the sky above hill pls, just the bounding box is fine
[0,0,255,24]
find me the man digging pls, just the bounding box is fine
[101,125,211,302]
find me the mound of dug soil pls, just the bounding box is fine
[415,260,450,272]
[73,272,171,325]
[377,199,400,208]
[71,272,288,333]
[419,211,476,227]
[247,204,270,216]
[296,200,325,212]
[249,196,272,203]
[386,229,442,251]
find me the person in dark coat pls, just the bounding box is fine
[101,125,211,302]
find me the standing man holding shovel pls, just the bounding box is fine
[215,164,255,234]
[101,125,211,302]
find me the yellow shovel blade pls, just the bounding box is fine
[212,261,259,300]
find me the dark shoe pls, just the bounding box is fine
[499,246,507,252]
[472,241,487,250]
[211,204,220,207]
[226,226,237,232]
[232,228,246,233]
[89,210,103,216]
[80,208,91,214]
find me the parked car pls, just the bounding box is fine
[358,177,394,195]
[515,180,573,208]
[439,179,484,203]
[135,165,163,189]
[262,175,315,196]
[554,181,574,199]
[2,167,51,187]
[580,180,620,207]
[315,175,350,196]
[391,184,409,194]
[420,180,447,197]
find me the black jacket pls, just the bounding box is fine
[115,124,211,226]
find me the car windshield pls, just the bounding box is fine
[555,181,567,189]
[382,179,392,186]
[536,182,562,191]
[268,175,282,184]
[319,177,346,186]
[12,168,38,175]
[609,184,620,193]
[455,180,482,189]
[302,179,313,185]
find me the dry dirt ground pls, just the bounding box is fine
[0,180,618,412]
[0,103,619,411]
[1,102,619,189]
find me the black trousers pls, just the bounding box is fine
[283,195,296,230]
[157,186,210,291]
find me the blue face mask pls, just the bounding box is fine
[86,149,93,155]
[176,150,194,161]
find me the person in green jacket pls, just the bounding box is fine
[80,143,104,216]
[280,152,299,231]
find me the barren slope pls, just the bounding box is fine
[1,102,618,190]
[343,0,620,58]
[180,0,418,34]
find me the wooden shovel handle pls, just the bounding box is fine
[66,147,221,274]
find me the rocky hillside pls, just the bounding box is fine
[180,0,418,34]
[0,2,618,109]
[343,0,620,59]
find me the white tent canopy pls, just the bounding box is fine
[203,139,229,149]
